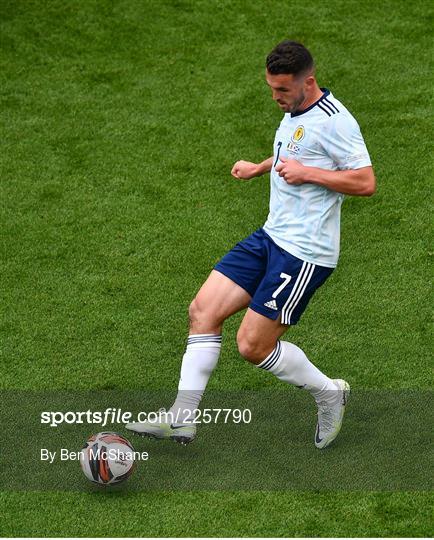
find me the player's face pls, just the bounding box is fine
[265,71,309,113]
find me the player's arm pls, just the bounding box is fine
[305,163,375,196]
[231,156,274,180]
[276,158,376,196]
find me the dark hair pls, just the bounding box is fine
[266,40,314,76]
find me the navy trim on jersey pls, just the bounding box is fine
[291,88,339,118]
[324,96,339,113]
[317,102,332,117]
[319,100,335,115]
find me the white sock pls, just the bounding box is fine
[169,334,222,423]
[257,340,338,403]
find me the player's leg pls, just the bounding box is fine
[237,234,349,448]
[237,308,349,449]
[238,308,342,398]
[238,308,340,396]
[125,229,264,443]
[188,269,252,335]
[125,229,268,443]
[126,270,251,444]
[172,269,252,417]
[163,230,268,436]
[165,269,251,429]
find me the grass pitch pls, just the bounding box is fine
[1,0,432,536]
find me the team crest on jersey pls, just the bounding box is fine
[292,125,305,142]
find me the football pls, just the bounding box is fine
[79,432,135,485]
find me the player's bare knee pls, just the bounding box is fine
[188,298,206,330]
[236,331,263,364]
[188,297,222,334]
[189,297,210,324]
[188,298,201,325]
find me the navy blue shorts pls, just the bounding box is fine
[214,228,334,325]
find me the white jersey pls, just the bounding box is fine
[263,89,371,268]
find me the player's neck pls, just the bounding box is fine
[297,86,325,113]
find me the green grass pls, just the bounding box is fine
[0,0,432,536]
[1,491,433,537]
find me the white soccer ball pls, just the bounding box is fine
[80,432,135,485]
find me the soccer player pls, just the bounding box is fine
[126,40,375,448]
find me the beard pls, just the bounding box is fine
[278,90,306,113]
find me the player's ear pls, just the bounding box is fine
[304,74,315,90]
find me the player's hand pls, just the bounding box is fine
[275,157,307,185]
[231,160,259,180]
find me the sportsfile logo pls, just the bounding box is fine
[40,408,133,428]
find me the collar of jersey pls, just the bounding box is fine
[290,88,330,117]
